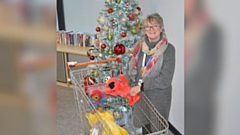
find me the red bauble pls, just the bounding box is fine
[83,76,88,94]
[114,44,125,55]
[121,32,127,37]
[127,13,135,21]
[108,8,113,13]
[101,43,106,49]
[137,7,141,11]
[96,27,101,32]
[90,55,95,60]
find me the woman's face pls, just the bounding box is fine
[144,20,163,42]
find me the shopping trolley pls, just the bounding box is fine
[67,58,169,135]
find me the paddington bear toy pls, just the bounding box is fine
[89,90,105,113]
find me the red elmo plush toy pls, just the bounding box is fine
[105,74,140,106]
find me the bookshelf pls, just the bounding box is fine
[56,44,90,88]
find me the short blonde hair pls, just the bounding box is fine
[143,13,165,32]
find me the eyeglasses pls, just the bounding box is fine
[144,24,161,30]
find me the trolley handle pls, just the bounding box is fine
[67,57,121,69]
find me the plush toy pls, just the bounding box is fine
[86,110,128,135]
[105,74,140,106]
[89,90,105,112]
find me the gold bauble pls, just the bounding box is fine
[131,27,137,35]
[87,50,93,56]
[107,33,113,40]
[108,49,114,55]
[93,70,100,77]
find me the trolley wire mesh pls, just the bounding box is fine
[69,66,169,135]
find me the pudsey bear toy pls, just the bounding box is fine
[105,74,140,106]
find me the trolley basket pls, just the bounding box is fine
[68,59,169,135]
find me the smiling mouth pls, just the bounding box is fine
[148,32,156,34]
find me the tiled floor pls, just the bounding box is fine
[57,85,174,135]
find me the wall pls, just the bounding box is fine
[63,0,105,33]
[63,0,184,134]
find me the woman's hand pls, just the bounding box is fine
[130,85,141,96]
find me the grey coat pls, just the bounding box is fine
[125,42,175,126]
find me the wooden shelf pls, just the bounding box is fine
[56,44,90,88]
[57,44,89,56]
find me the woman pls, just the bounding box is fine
[125,13,175,134]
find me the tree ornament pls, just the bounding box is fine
[113,109,123,120]
[108,8,113,14]
[122,17,127,22]
[101,43,107,49]
[87,50,93,56]
[98,53,103,58]
[127,13,136,21]
[93,70,100,77]
[114,44,125,55]
[134,10,140,16]
[88,76,96,85]
[103,25,109,31]
[108,49,114,55]
[107,33,113,40]
[118,10,123,16]
[83,76,88,93]
[114,0,121,4]
[90,55,95,60]
[125,0,129,10]
[137,22,143,29]
[131,27,137,35]
[87,47,99,57]
[97,17,106,25]
[96,27,101,32]
[121,32,127,37]
[137,7,141,11]
[111,18,116,28]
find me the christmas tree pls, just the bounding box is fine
[82,1,144,133]
[86,0,144,84]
